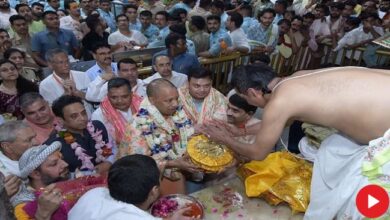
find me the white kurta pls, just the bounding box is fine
[86,77,146,102]
[39,71,93,115]
[108,30,148,46]
[143,71,188,89]
[68,187,162,220]
[304,130,390,219]
[229,28,251,52]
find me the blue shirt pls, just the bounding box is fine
[129,19,142,31]
[9,0,20,8]
[98,8,116,33]
[31,28,79,60]
[209,28,232,56]
[168,2,192,13]
[241,17,258,35]
[186,39,196,55]
[86,63,118,81]
[154,49,200,75]
[273,14,283,25]
[220,12,229,31]
[141,24,160,42]
[147,26,170,48]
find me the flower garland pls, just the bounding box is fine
[55,121,113,171]
[135,100,194,161]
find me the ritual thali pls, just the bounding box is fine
[187,135,234,172]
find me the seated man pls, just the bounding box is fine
[144,55,187,88]
[85,43,118,81]
[14,142,67,219]
[20,92,58,144]
[227,94,259,145]
[178,67,227,125]
[86,58,147,103]
[68,155,195,220]
[119,79,199,195]
[91,78,141,146]
[204,65,390,219]
[46,95,114,176]
[39,48,92,115]
[0,121,39,205]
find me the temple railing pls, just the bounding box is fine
[133,44,390,92]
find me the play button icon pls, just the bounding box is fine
[368,195,379,208]
[356,185,389,218]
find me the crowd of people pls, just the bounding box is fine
[0,0,390,219]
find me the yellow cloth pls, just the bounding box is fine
[237,151,313,213]
[14,203,31,220]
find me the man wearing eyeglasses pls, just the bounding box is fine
[39,48,92,115]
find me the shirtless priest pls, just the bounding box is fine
[204,64,390,219]
[119,79,200,195]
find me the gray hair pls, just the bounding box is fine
[45,48,68,63]
[152,54,171,66]
[19,92,45,112]
[0,121,30,143]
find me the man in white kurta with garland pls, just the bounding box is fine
[178,67,227,125]
[119,78,200,195]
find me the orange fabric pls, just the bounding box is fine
[14,203,32,220]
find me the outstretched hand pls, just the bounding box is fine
[201,121,232,144]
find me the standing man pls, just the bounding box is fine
[154,33,200,75]
[0,0,17,30]
[225,12,250,53]
[31,11,79,67]
[108,14,148,53]
[139,10,159,42]
[248,8,278,53]
[124,4,141,31]
[15,3,45,35]
[9,15,35,63]
[60,0,83,41]
[147,11,170,48]
[210,0,228,30]
[198,15,232,58]
[97,0,116,32]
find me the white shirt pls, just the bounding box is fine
[60,15,83,40]
[108,30,148,47]
[86,77,146,102]
[68,187,162,220]
[0,151,20,177]
[0,8,17,30]
[143,71,188,89]
[334,26,384,60]
[39,71,93,115]
[91,107,133,124]
[229,28,251,52]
